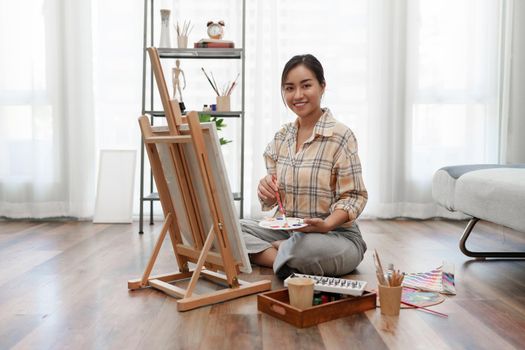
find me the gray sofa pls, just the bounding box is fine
[432,164,525,259]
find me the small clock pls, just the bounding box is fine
[207,20,225,40]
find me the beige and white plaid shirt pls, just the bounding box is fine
[262,108,367,225]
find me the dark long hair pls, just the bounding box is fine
[281,54,326,88]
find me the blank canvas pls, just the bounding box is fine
[93,150,136,223]
[156,122,251,273]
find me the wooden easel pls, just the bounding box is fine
[128,48,271,311]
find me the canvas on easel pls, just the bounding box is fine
[128,47,271,311]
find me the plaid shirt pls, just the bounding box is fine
[262,108,367,225]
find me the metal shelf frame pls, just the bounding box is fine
[157,47,243,59]
[139,0,246,234]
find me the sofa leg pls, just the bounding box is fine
[459,218,525,258]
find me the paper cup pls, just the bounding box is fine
[378,285,402,316]
[216,95,230,112]
[287,277,315,309]
[177,35,188,49]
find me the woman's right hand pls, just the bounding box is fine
[257,174,278,206]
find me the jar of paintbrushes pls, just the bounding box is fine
[201,67,239,112]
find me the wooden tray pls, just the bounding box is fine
[257,288,376,328]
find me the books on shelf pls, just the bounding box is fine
[194,39,235,48]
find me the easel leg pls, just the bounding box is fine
[185,225,215,298]
[141,213,173,286]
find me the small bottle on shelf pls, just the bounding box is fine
[200,104,212,123]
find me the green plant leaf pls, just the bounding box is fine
[200,114,232,147]
[219,137,232,145]
[199,114,211,123]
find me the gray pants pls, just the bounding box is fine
[241,219,367,278]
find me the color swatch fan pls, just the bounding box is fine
[402,263,456,295]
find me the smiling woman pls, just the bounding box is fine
[240,54,368,279]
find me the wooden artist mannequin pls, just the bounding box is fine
[172,59,186,101]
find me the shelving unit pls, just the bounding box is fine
[139,0,246,234]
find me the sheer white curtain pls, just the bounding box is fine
[0,0,95,218]
[244,0,506,219]
[0,0,509,220]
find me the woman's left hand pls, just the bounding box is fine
[294,210,350,234]
[296,218,331,233]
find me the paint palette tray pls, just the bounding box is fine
[258,217,307,230]
[284,273,368,296]
[257,288,376,328]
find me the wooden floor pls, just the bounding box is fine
[1,219,524,350]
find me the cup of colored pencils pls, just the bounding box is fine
[373,250,403,316]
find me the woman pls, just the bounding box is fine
[241,54,368,279]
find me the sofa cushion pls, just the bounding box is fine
[432,164,508,210]
[432,164,525,211]
[455,168,525,232]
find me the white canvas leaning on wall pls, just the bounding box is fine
[93,150,137,223]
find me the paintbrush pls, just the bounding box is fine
[201,67,220,96]
[226,82,236,96]
[210,71,220,95]
[226,73,240,96]
[275,191,286,221]
[272,175,286,221]
[401,300,448,318]
[373,250,388,286]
